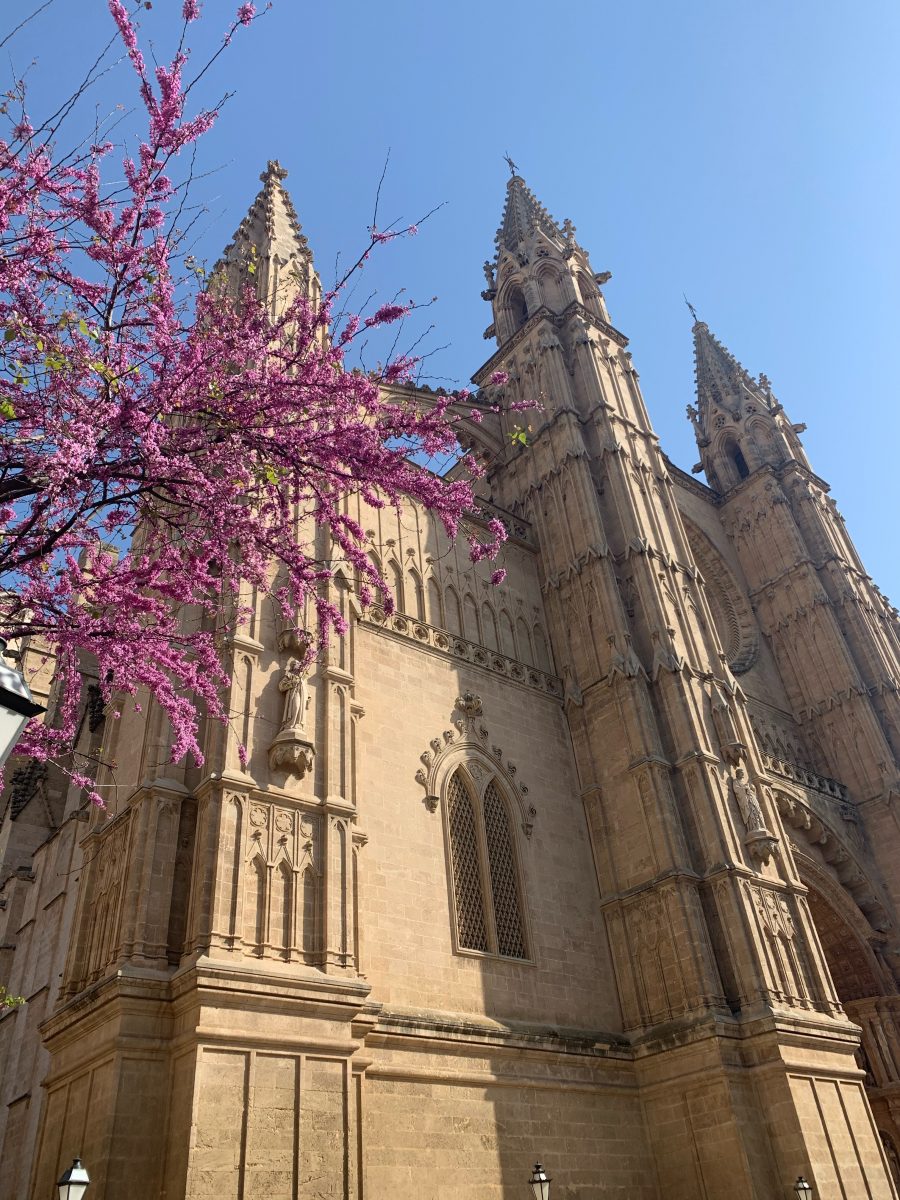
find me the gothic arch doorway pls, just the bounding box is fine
[800,862,900,1176]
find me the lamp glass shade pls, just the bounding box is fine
[794,1178,812,1198]
[0,649,44,771]
[529,1162,551,1200]
[0,705,28,770]
[57,1157,90,1200]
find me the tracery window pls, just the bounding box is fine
[445,767,528,959]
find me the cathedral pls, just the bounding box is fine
[2,162,900,1199]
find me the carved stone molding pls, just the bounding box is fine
[762,752,849,802]
[682,517,758,674]
[268,731,315,779]
[362,609,562,699]
[774,789,891,933]
[414,696,536,837]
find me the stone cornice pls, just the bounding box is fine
[359,611,563,702]
[367,1004,630,1060]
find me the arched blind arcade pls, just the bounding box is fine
[446,768,527,960]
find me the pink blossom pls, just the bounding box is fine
[366,302,410,327]
[0,0,535,798]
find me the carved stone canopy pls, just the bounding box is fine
[278,625,312,658]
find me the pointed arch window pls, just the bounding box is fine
[445,767,528,960]
[506,286,528,333]
[724,438,750,481]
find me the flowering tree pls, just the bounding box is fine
[0,0,512,797]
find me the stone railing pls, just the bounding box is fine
[761,752,849,803]
[364,608,562,699]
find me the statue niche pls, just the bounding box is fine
[731,766,779,867]
[268,655,315,779]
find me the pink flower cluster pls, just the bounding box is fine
[0,0,529,802]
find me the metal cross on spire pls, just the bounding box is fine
[504,152,519,178]
[683,294,699,322]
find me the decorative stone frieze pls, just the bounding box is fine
[362,608,562,698]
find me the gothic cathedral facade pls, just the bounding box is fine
[2,164,900,1199]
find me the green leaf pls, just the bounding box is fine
[78,318,89,336]
[0,399,15,420]
[3,328,16,343]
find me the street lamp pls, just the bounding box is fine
[528,1162,551,1200]
[794,1178,812,1199]
[56,1158,90,1200]
[0,638,44,772]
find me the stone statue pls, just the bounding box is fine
[278,658,308,732]
[732,767,767,834]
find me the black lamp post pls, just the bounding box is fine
[794,1177,812,1199]
[528,1162,551,1200]
[56,1158,90,1200]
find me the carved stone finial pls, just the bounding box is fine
[455,692,483,718]
[261,159,288,184]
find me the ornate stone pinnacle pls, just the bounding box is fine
[261,159,288,184]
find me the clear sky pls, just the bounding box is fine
[9,0,900,601]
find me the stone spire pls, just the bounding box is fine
[687,316,809,491]
[484,169,612,345]
[494,172,565,257]
[692,319,762,421]
[214,160,320,314]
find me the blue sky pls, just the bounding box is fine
[10,0,900,601]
